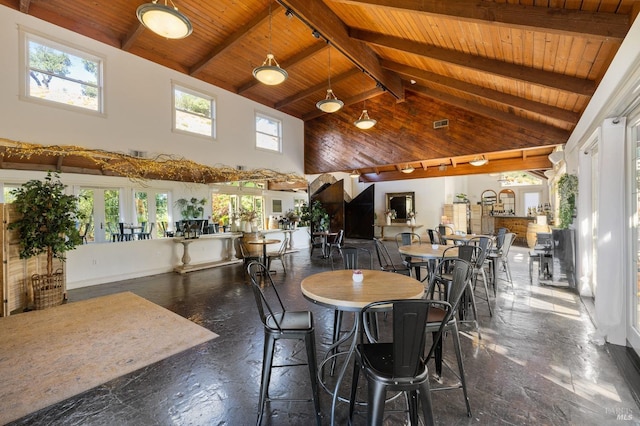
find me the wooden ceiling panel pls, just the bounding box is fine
[0,0,633,182]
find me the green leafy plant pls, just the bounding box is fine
[8,172,83,277]
[301,200,329,231]
[175,197,206,219]
[557,173,578,229]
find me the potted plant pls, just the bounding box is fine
[8,171,83,309]
[557,173,578,228]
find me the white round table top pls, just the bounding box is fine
[397,244,458,259]
[301,269,424,312]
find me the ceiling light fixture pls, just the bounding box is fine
[354,100,377,129]
[349,170,360,178]
[469,155,488,166]
[401,165,415,174]
[316,46,343,113]
[136,0,193,39]
[253,2,288,86]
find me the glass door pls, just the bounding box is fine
[79,188,120,243]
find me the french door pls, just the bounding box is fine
[78,188,120,243]
[628,115,640,353]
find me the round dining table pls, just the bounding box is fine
[301,269,424,425]
[246,238,280,266]
[445,233,494,245]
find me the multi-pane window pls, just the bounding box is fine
[256,113,282,152]
[22,31,103,113]
[173,84,216,138]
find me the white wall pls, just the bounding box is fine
[0,6,310,289]
[563,16,640,346]
[0,6,304,174]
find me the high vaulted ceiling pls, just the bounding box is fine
[2,0,638,182]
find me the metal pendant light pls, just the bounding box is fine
[316,46,343,113]
[253,2,288,85]
[136,0,193,39]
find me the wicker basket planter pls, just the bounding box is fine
[31,270,65,310]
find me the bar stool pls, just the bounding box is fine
[247,262,321,426]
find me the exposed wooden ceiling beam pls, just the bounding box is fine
[190,5,278,77]
[19,0,30,13]
[121,23,145,51]
[360,154,553,182]
[239,42,327,94]
[279,0,404,100]
[382,60,580,127]
[406,84,571,144]
[332,0,629,41]
[302,86,385,120]
[351,29,596,96]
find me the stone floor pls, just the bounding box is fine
[9,239,640,425]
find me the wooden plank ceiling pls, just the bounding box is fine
[1,0,637,183]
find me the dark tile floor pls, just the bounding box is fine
[9,239,640,425]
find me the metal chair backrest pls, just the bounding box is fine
[373,238,402,271]
[427,229,442,244]
[395,232,420,248]
[535,232,553,250]
[360,299,433,377]
[339,246,373,270]
[468,236,492,265]
[247,261,286,332]
[495,227,508,250]
[501,233,516,258]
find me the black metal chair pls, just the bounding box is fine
[326,229,344,259]
[467,235,494,316]
[372,238,411,276]
[395,232,430,281]
[424,258,474,417]
[266,235,289,274]
[348,299,441,425]
[247,262,321,426]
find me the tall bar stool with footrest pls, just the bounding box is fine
[247,262,321,426]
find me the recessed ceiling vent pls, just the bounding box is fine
[433,119,449,129]
[129,150,147,158]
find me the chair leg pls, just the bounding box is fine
[304,332,322,426]
[408,390,419,425]
[451,321,472,417]
[480,268,493,317]
[461,283,482,340]
[432,331,443,378]
[258,334,276,425]
[367,380,387,425]
[348,359,360,423]
[418,381,435,425]
[330,310,343,375]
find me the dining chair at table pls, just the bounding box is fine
[395,232,430,281]
[326,229,344,259]
[467,236,494,317]
[239,240,261,275]
[329,245,374,374]
[247,262,321,426]
[428,246,482,340]
[308,230,325,258]
[266,235,289,274]
[424,258,474,417]
[372,238,412,276]
[488,232,516,290]
[348,298,442,425]
[427,228,444,245]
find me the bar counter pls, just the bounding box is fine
[483,215,534,245]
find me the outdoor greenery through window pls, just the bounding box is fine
[23,32,102,112]
[256,113,282,152]
[173,84,215,138]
